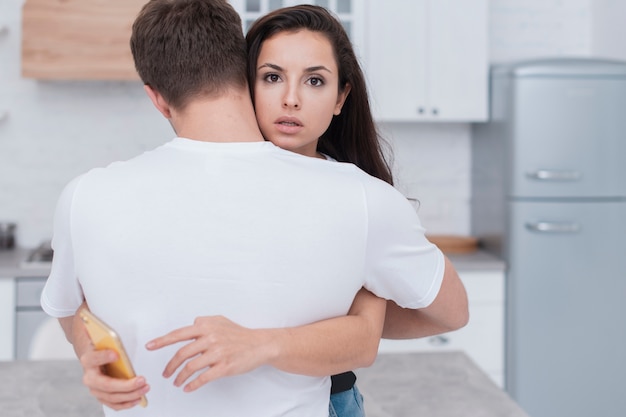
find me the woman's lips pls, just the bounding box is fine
[275,117,303,134]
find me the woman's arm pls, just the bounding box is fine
[66,291,384,397]
[147,288,386,392]
[382,255,469,339]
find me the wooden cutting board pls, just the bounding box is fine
[21,0,146,80]
[426,235,479,254]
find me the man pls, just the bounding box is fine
[41,1,467,416]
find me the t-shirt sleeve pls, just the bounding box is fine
[362,177,445,309]
[40,175,85,318]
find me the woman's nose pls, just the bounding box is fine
[282,85,300,109]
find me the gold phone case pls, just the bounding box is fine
[79,308,148,407]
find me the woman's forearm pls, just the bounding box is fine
[263,288,386,375]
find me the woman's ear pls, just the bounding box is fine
[334,83,352,115]
[144,84,173,119]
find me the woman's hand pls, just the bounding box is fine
[146,316,274,392]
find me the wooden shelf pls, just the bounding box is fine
[21,0,146,80]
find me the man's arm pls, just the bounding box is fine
[382,255,469,339]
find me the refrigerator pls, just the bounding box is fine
[471,58,626,417]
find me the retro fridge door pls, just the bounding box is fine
[506,200,626,417]
[508,76,626,198]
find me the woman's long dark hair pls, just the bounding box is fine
[245,5,394,185]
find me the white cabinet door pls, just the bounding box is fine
[230,0,366,54]
[0,277,15,360]
[366,0,488,122]
[428,0,488,121]
[366,0,427,120]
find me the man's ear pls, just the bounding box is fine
[144,84,172,118]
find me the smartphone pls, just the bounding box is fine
[79,308,148,407]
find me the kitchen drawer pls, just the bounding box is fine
[16,277,47,308]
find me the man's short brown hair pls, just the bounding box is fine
[130,0,247,110]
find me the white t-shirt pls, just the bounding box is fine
[42,138,444,417]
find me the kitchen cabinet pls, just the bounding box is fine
[21,0,145,80]
[378,269,505,387]
[20,0,364,81]
[0,276,16,360]
[365,0,488,121]
[229,0,366,53]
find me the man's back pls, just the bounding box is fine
[43,137,442,416]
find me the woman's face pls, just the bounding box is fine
[253,30,350,158]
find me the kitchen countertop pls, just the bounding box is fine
[0,247,505,278]
[447,250,505,272]
[0,248,50,277]
[0,351,528,417]
[356,352,527,417]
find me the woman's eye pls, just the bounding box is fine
[264,73,281,83]
[307,77,324,87]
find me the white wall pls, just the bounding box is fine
[1,0,625,247]
[0,0,171,246]
[592,0,626,60]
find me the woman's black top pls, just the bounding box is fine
[330,371,357,394]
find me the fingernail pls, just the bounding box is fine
[145,341,155,349]
[135,377,145,386]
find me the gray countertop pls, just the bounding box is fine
[0,248,50,277]
[1,352,528,417]
[447,250,505,272]
[356,352,528,417]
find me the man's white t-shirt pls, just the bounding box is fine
[41,138,444,417]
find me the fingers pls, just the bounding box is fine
[145,324,198,350]
[88,378,150,410]
[182,365,225,392]
[80,348,149,410]
[163,341,208,378]
[81,348,117,369]
[171,346,214,387]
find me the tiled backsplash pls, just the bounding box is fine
[2,0,625,247]
[384,123,471,235]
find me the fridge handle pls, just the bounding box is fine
[525,221,581,233]
[526,170,582,181]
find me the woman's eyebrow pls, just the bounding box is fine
[257,62,282,71]
[257,63,332,74]
[304,65,332,74]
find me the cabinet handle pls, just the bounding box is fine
[525,221,581,233]
[526,169,581,181]
[428,335,450,346]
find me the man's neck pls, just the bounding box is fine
[171,88,265,143]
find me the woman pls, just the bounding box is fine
[245,6,399,417]
[246,6,393,184]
